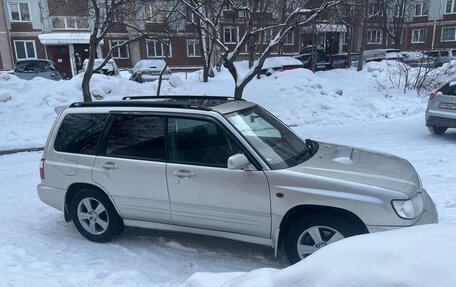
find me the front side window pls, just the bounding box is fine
[367,30,382,44]
[54,113,108,155]
[9,2,30,22]
[187,39,201,57]
[415,2,428,16]
[14,40,36,59]
[446,0,456,14]
[225,106,310,170]
[442,27,456,42]
[168,118,240,168]
[412,29,426,43]
[110,40,129,59]
[224,26,238,44]
[147,40,171,58]
[105,115,166,160]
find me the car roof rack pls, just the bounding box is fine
[122,95,241,101]
[69,96,245,111]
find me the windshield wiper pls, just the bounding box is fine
[305,139,319,156]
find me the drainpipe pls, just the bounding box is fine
[432,0,440,49]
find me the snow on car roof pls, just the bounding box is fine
[134,59,167,71]
[261,56,303,70]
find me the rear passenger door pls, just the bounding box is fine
[166,117,271,238]
[92,113,171,223]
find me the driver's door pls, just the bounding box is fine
[166,117,271,238]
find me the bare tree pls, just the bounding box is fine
[81,0,178,102]
[182,0,339,99]
[380,0,414,49]
[336,0,363,68]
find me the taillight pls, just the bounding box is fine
[40,159,45,179]
[279,66,285,72]
[50,73,55,80]
[429,90,437,100]
[138,70,144,76]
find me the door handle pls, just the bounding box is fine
[102,162,119,170]
[174,170,196,179]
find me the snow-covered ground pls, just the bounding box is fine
[1,62,456,286]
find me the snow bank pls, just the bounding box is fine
[180,223,455,287]
[0,61,431,150]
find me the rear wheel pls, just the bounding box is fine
[285,214,363,264]
[70,188,124,242]
[428,126,447,135]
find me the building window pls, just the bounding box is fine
[223,26,238,44]
[411,29,426,43]
[442,27,456,42]
[368,2,381,16]
[367,29,382,44]
[51,17,89,30]
[14,40,36,59]
[145,4,167,23]
[110,40,129,59]
[284,32,294,45]
[415,2,428,16]
[8,2,31,22]
[262,29,273,44]
[187,39,200,57]
[445,0,456,14]
[146,40,171,58]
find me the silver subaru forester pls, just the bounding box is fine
[38,96,438,263]
[426,80,456,135]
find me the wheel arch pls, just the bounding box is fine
[64,182,119,222]
[277,205,369,249]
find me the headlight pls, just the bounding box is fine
[392,192,424,219]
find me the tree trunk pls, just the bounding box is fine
[234,85,245,100]
[81,43,97,102]
[358,0,369,72]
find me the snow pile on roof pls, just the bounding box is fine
[180,223,456,287]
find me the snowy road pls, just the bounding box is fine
[1,117,455,286]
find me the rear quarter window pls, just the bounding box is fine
[54,113,108,154]
[439,82,456,96]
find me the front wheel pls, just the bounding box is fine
[285,214,364,264]
[428,126,447,135]
[70,188,124,242]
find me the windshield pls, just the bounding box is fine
[225,106,310,170]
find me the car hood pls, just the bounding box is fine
[289,142,421,197]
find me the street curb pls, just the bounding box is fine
[0,147,44,156]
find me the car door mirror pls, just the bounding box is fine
[228,154,251,170]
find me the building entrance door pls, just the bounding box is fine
[74,44,90,73]
[47,45,72,79]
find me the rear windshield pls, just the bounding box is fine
[439,82,456,96]
[54,113,108,154]
[15,61,54,73]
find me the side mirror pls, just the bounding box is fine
[228,154,251,170]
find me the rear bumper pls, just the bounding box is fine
[37,184,65,211]
[426,115,456,128]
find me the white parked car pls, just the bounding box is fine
[37,96,438,264]
[130,59,172,83]
[82,59,120,76]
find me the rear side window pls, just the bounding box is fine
[15,60,54,73]
[105,114,166,160]
[54,113,108,154]
[439,82,456,96]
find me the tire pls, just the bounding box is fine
[70,188,124,243]
[284,214,364,264]
[428,126,447,135]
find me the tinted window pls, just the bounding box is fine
[105,115,166,160]
[54,113,108,154]
[168,118,240,167]
[15,60,54,73]
[439,82,456,96]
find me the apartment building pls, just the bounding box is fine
[3,0,453,76]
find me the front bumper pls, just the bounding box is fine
[37,184,66,211]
